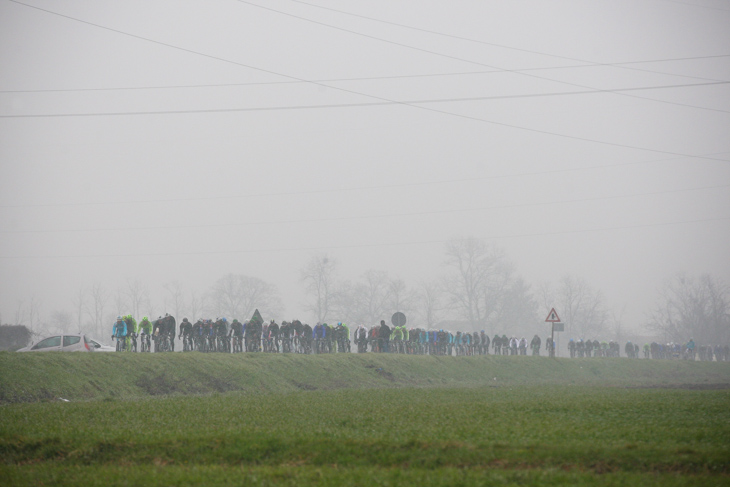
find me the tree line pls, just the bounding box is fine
[3,237,728,347]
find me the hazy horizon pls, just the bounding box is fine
[2,0,729,338]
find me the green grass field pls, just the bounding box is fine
[1,353,728,486]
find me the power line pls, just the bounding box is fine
[3,151,728,209]
[655,0,730,12]
[8,1,730,164]
[2,183,727,234]
[3,55,728,94]
[235,0,730,117]
[1,216,727,259]
[287,0,730,76]
[2,80,727,118]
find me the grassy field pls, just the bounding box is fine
[1,351,729,403]
[1,353,729,486]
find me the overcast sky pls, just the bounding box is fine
[1,0,729,331]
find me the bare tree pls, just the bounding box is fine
[145,298,156,321]
[551,275,609,339]
[164,280,187,320]
[207,274,282,321]
[13,299,26,327]
[27,296,42,335]
[72,287,87,330]
[189,290,205,322]
[85,282,108,338]
[113,288,127,317]
[647,273,730,345]
[441,237,512,329]
[49,310,73,334]
[417,280,443,329]
[385,278,416,316]
[611,305,628,343]
[345,270,390,326]
[300,254,338,324]
[488,277,540,337]
[125,279,150,319]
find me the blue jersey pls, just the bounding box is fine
[113,321,127,338]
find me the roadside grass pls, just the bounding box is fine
[1,351,729,403]
[0,465,721,487]
[1,386,728,486]
[1,353,728,485]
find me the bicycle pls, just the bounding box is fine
[181,333,193,352]
[206,334,216,352]
[232,335,243,353]
[140,332,151,353]
[281,336,292,353]
[114,335,126,352]
[126,333,138,353]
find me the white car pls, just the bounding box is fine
[86,338,116,352]
[17,334,94,352]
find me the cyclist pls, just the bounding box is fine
[158,314,176,352]
[379,320,391,353]
[229,319,243,352]
[472,332,480,355]
[138,316,153,352]
[301,322,313,353]
[268,320,280,353]
[214,318,229,352]
[392,323,404,353]
[203,319,215,352]
[322,322,332,353]
[463,332,472,355]
[312,322,324,353]
[518,337,527,355]
[547,337,555,357]
[179,318,193,351]
[530,334,541,356]
[335,322,350,353]
[355,324,368,353]
[123,315,138,352]
[453,331,463,355]
[585,339,594,357]
[192,318,205,351]
[279,321,292,353]
[369,325,380,353]
[243,320,254,352]
[112,316,127,352]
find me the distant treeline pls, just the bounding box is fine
[0,325,32,351]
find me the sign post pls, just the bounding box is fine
[545,308,562,358]
[391,312,407,327]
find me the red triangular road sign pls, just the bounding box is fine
[545,308,561,323]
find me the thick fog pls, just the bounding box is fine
[1,1,729,341]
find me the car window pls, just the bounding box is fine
[63,336,81,347]
[32,336,61,350]
[88,340,101,349]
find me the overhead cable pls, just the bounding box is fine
[8,1,730,164]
